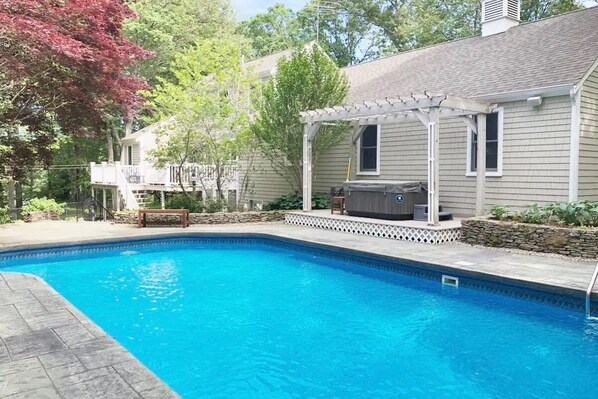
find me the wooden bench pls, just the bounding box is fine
[137,209,190,228]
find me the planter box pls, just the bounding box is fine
[461,218,598,258]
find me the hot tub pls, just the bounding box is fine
[343,180,428,220]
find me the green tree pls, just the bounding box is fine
[144,37,256,201]
[236,4,309,59]
[125,0,235,85]
[337,0,583,52]
[521,0,583,21]
[299,1,388,66]
[251,44,349,191]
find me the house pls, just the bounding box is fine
[251,0,598,224]
[90,50,293,211]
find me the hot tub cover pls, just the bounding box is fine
[343,180,427,194]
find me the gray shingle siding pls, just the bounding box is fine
[579,66,598,200]
[315,96,571,216]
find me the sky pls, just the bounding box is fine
[233,0,598,20]
[232,0,308,20]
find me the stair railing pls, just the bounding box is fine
[115,162,139,210]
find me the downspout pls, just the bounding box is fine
[568,86,582,202]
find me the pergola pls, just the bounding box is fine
[299,93,497,225]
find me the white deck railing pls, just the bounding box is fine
[90,161,239,191]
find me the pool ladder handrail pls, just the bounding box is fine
[585,260,598,318]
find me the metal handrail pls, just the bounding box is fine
[585,261,598,318]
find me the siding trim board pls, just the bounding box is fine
[569,89,581,201]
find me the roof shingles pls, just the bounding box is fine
[343,7,598,103]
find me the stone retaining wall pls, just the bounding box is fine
[461,218,598,258]
[114,210,287,225]
[23,211,61,223]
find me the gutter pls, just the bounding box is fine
[473,84,573,103]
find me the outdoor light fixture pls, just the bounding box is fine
[526,96,543,107]
[190,170,198,188]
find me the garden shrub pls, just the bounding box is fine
[21,197,65,215]
[265,192,330,211]
[204,198,227,213]
[166,193,203,213]
[488,201,598,227]
[489,204,509,220]
[0,207,11,224]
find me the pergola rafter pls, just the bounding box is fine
[300,93,494,225]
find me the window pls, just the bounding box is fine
[127,146,133,166]
[466,109,503,177]
[358,125,380,175]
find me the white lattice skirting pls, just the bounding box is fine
[285,213,461,244]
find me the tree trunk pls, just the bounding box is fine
[7,178,16,219]
[105,129,114,163]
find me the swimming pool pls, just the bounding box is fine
[1,236,597,398]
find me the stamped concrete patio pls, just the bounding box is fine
[0,220,597,398]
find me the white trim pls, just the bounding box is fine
[473,84,572,104]
[575,58,598,94]
[466,107,504,177]
[568,88,581,201]
[356,124,381,176]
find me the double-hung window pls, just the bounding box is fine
[467,109,503,177]
[358,125,380,175]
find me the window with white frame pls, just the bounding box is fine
[466,109,503,176]
[358,125,380,174]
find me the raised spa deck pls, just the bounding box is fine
[285,210,462,244]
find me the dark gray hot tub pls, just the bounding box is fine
[343,180,428,220]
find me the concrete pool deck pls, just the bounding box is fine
[0,220,597,398]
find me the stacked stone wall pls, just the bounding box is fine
[23,211,61,223]
[461,218,598,258]
[114,211,287,225]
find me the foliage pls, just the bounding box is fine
[237,4,309,60]
[21,197,65,215]
[520,204,551,225]
[166,193,203,213]
[544,201,598,227]
[204,198,228,213]
[125,0,234,85]
[145,36,256,200]
[0,0,150,133]
[251,44,349,192]
[489,204,510,220]
[237,2,385,67]
[521,0,583,21]
[0,207,11,224]
[489,201,598,227]
[265,192,330,211]
[314,0,583,53]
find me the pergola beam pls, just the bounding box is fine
[300,94,492,125]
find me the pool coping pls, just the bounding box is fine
[1,231,596,311]
[0,272,180,399]
[1,230,597,399]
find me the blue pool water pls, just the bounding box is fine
[2,238,598,398]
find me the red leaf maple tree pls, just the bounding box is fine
[0,0,152,132]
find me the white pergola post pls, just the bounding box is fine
[427,108,440,226]
[160,191,166,210]
[476,113,487,216]
[302,122,321,212]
